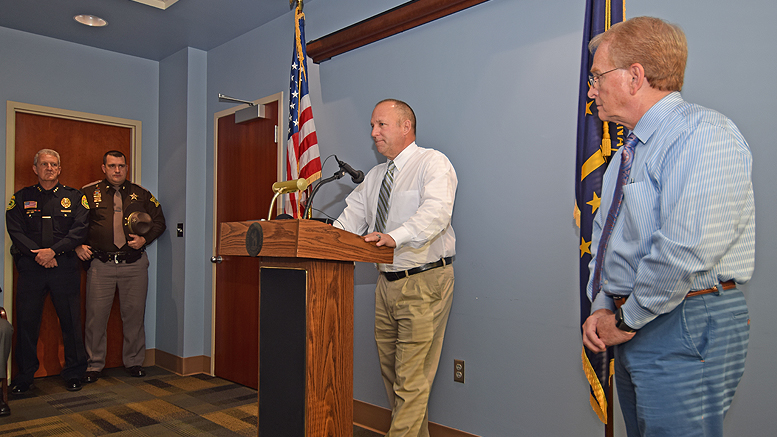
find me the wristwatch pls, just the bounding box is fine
[614,307,636,333]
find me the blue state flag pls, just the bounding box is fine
[575,0,625,425]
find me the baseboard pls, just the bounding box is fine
[145,348,211,376]
[353,399,480,437]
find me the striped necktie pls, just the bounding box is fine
[591,133,639,301]
[374,161,395,233]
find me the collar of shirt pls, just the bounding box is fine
[631,91,684,144]
[390,141,419,171]
[35,183,61,193]
[103,180,128,192]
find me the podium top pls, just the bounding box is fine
[218,219,393,264]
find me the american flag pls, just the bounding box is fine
[575,0,625,428]
[285,7,322,218]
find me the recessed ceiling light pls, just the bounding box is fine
[74,15,108,27]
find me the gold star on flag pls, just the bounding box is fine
[580,237,592,257]
[586,191,601,214]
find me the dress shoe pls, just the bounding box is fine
[66,378,82,392]
[0,400,10,417]
[10,382,34,394]
[126,366,146,377]
[82,371,100,384]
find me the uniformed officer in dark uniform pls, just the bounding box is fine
[6,149,89,393]
[76,150,165,383]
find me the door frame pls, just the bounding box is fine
[3,100,142,317]
[210,92,284,375]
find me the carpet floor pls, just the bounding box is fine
[0,366,382,436]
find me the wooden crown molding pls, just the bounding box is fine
[306,0,491,64]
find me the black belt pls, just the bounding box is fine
[612,280,736,310]
[382,256,455,282]
[92,250,143,264]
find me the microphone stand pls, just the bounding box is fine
[303,169,347,219]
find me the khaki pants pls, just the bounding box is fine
[84,253,149,371]
[375,264,454,437]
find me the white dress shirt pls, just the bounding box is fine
[335,142,457,271]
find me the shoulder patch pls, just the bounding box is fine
[81,195,90,210]
[7,195,15,211]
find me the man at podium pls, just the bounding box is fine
[334,99,457,437]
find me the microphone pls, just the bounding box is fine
[272,178,309,194]
[336,156,365,183]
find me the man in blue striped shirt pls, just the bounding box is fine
[582,17,755,437]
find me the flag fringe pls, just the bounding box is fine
[581,346,609,424]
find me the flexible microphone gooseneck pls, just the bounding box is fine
[303,155,364,219]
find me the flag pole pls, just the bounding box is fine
[606,371,613,437]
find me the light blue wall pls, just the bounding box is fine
[2,0,776,435]
[206,1,777,435]
[0,26,162,348]
[628,2,777,437]
[157,47,209,358]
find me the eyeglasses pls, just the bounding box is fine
[588,68,620,88]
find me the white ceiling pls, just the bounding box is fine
[0,0,307,61]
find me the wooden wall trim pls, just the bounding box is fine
[306,0,491,64]
[4,101,142,315]
[150,348,212,376]
[353,399,481,437]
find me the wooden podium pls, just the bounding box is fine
[218,219,392,437]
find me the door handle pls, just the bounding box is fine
[210,255,223,264]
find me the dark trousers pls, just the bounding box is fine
[13,254,87,383]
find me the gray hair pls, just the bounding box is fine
[34,149,61,166]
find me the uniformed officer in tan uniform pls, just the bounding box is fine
[76,150,165,382]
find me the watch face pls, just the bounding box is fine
[615,308,635,332]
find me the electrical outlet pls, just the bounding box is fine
[454,359,465,383]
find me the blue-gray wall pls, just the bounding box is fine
[2,0,776,435]
[0,25,162,344]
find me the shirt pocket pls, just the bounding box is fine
[24,209,43,233]
[92,205,111,221]
[389,190,420,224]
[53,214,74,233]
[620,181,659,243]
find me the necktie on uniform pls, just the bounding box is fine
[590,133,639,301]
[113,187,126,249]
[374,161,395,233]
[41,191,54,248]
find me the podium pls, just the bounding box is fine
[218,219,392,437]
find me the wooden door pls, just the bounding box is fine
[213,98,280,388]
[10,108,135,377]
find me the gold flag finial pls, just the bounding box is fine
[290,0,303,12]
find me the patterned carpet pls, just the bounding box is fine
[0,366,383,436]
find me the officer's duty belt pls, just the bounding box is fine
[93,250,143,264]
